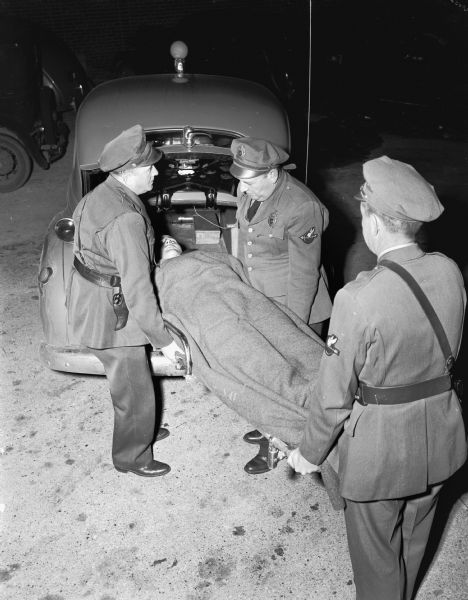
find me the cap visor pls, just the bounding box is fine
[229,163,269,179]
[138,146,163,167]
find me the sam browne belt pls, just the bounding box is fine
[357,374,452,406]
[73,256,129,330]
[356,259,462,406]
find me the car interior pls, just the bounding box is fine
[82,129,240,259]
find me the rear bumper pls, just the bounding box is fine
[39,343,190,376]
[39,320,192,376]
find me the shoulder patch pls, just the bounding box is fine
[299,226,318,243]
[325,334,340,356]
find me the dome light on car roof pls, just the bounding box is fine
[170,41,188,80]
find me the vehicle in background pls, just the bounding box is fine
[38,41,290,377]
[39,26,92,112]
[0,16,91,193]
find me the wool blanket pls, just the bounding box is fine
[155,251,324,445]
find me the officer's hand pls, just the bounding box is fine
[161,340,183,364]
[287,448,320,474]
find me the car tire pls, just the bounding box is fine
[0,134,33,193]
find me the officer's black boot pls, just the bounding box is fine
[244,439,271,475]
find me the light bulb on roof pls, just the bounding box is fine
[170,41,188,81]
[170,41,188,60]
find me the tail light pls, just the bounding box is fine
[54,218,75,242]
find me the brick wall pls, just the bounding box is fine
[0,0,307,79]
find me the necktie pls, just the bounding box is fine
[246,200,261,222]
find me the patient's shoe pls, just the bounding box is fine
[244,439,271,475]
[161,235,182,261]
[243,429,267,445]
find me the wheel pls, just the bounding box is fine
[0,134,33,193]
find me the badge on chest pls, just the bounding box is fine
[268,211,278,227]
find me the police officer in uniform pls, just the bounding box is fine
[67,124,180,478]
[288,156,467,599]
[229,137,332,474]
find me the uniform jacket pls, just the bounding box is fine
[236,171,332,324]
[300,245,467,501]
[67,175,172,349]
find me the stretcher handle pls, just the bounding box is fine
[164,319,193,375]
[266,435,345,511]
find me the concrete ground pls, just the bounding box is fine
[1,112,467,600]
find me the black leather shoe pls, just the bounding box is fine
[115,459,171,477]
[243,429,267,445]
[244,440,271,475]
[155,427,170,442]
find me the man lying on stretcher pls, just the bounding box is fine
[156,241,325,475]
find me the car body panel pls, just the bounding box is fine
[39,64,291,376]
[76,74,290,170]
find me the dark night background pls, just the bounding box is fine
[2,0,468,141]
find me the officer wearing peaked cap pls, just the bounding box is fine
[230,137,332,330]
[289,156,466,599]
[357,155,444,221]
[230,136,332,475]
[230,137,290,179]
[67,124,181,478]
[98,123,162,172]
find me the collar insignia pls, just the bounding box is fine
[325,334,340,356]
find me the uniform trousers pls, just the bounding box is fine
[344,483,442,600]
[91,345,156,469]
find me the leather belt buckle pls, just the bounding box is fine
[355,390,367,406]
[113,292,123,306]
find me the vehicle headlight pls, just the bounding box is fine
[54,218,75,242]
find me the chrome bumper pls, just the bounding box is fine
[40,321,193,376]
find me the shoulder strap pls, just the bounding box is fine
[380,259,454,373]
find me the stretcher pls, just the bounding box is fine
[158,251,344,509]
[169,321,342,509]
